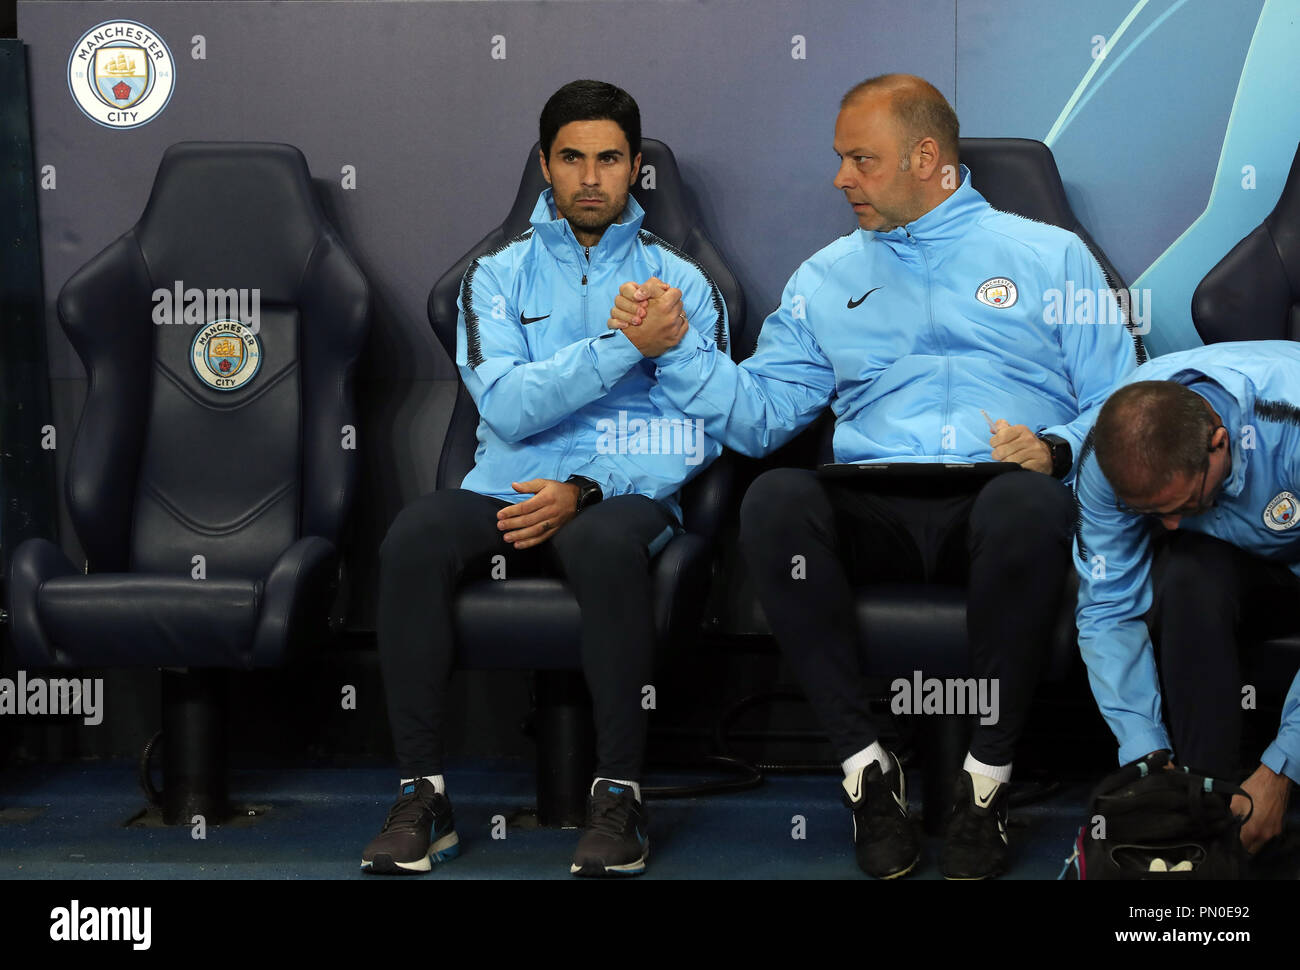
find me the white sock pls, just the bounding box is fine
[400,775,445,795]
[595,777,641,802]
[962,753,1011,786]
[842,741,892,779]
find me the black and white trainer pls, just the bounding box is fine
[940,769,1010,880]
[361,778,460,874]
[842,751,920,879]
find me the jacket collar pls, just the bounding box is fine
[1177,370,1251,500]
[866,165,988,253]
[528,189,646,264]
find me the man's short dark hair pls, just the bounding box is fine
[1093,381,1218,499]
[539,80,641,159]
[841,74,960,164]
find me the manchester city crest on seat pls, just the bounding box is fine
[191,319,263,391]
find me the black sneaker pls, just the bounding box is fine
[842,751,920,879]
[361,779,460,874]
[570,779,648,876]
[940,770,1010,880]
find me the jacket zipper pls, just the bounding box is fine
[581,245,589,327]
[559,243,592,474]
[910,229,949,457]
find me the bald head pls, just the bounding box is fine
[841,74,960,167]
[1093,381,1219,500]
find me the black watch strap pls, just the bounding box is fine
[1037,433,1073,479]
[565,475,603,512]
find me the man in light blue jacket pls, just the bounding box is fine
[362,80,727,877]
[611,74,1140,879]
[1075,341,1300,856]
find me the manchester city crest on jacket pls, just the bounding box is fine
[976,276,1018,308]
[1265,491,1299,531]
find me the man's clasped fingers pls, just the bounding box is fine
[610,278,674,330]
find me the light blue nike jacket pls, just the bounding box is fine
[650,167,1141,475]
[455,190,728,521]
[1074,341,1300,782]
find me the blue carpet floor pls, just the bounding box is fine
[0,758,1108,879]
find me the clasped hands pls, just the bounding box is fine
[606,277,689,356]
[495,278,689,550]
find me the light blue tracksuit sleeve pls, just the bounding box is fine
[1262,674,1300,784]
[1039,239,1140,478]
[567,269,727,503]
[1073,451,1172,763]
[650,266,836,458]
[456,257,644,443]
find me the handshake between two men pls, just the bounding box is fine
[606,276,1056,474]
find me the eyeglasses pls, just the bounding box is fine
[1115,426,1224,518]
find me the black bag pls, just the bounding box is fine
[1059,750,1252,880]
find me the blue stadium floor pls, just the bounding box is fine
[0,757,1209,880]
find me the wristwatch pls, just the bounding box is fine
[565,475,603,512]
[1037,433,1073,480]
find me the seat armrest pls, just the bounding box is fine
[251,536,338,667]
[8,538,82,666]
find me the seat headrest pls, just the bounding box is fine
[1192,140,1300,344]
[961,138,1079,228]
[135,142,327,300]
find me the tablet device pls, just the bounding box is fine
[816,461,1022,481]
